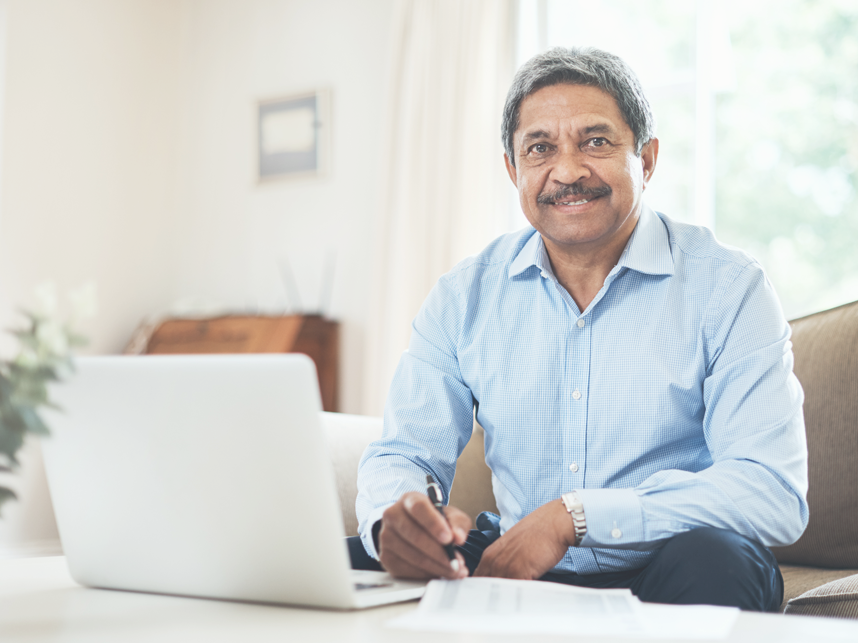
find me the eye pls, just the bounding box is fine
[529,143,550,154]
[587,137,608,148]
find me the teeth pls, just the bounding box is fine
[558,199,589,205]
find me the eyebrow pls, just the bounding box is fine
[520,129,552,144]
[581,124,615,136]
[520,122,618,146]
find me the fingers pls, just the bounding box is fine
[381,526,467,579]
[444,505,473,545]
[378,492,470,580]
[383,544,468,581]
[401,493,455,544]
[472,501,570,580]
[474,542,523,578]
[473,539,498,577]
[380,516,460,578]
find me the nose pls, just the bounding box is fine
[550,148,591,185]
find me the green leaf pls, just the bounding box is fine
[0,403,28,432]
[11,331,39,351]
[0,486,18,515]
[15,406,50,436]
[10,384,50,410]
[0,373,13,399]
[0,418,25,465]
[68,336,88,349]
[9,363,59,381]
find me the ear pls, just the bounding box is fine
[504,154,518,187]
[640,138,659,190]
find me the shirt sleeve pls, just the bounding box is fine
[356,273,475,559]
[577,261,809,550]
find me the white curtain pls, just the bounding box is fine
[364,0,515,415]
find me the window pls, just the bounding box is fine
[516,0,858,319]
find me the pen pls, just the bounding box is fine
[426,474,461,572]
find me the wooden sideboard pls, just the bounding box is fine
[126,315,339,412]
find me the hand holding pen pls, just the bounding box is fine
[376,478,471,580]
[425,474,461,572]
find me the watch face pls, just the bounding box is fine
[563,492,582,512]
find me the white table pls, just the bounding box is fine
[2,557,858,643]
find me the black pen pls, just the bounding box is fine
[426,474,461,572]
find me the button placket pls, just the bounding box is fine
[566,311,590,489]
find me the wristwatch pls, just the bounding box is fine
[561,491,588,547]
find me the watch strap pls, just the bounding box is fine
[561,491,588,547]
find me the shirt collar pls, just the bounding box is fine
[508,229,549,278]
[615,204,675,277]
[507,204,674,280]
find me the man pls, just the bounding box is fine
[351,47,808,611]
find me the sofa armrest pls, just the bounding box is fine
[320,412,383,537]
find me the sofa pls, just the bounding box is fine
[322,299,858,617]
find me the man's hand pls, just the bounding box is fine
[378,491,471,580]
[474,499,575,579]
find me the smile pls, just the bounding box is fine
[537,185,612,206]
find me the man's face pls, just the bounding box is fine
[505,83,657,255]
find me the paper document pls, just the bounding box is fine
[388,577,643,637]
[387,577,739,640]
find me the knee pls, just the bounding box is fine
[666,528,774,576]
[635,528,783,612]
[665,527,753,565]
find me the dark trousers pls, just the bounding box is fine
[347,527,784,612]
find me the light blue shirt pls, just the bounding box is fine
[357,205,809,574]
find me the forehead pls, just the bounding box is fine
[516,83,629,137]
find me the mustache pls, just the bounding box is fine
[537,184,612,204]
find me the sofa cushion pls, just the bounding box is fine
[785,573,858,619]
[779,564,858,612]
[771,300,858,568]
[448,425,499,520]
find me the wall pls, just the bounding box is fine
[171,0,393,415]
[0,0,185,553]
[0,0,394,553]
[0,0,184,354]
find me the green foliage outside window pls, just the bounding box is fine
[538,0,858,319]
[716,0,858,318]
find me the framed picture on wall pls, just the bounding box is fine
[257,89,330,181]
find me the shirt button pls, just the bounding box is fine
[540,271,548,278]
[569,462,579,472]
[572,390,582,400]
[577,319,585,328]
[611,528,622,539]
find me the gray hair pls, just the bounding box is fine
[502,47,655,164]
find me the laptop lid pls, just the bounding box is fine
[41,354,368,609]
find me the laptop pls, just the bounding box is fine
[41,354,426,609]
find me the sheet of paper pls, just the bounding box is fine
[388,577,645,637]
[386,577,739,640]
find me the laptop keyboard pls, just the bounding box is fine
[354,582,394,591]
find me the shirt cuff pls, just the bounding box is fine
[574,488,644,548]
[359,503,393,560]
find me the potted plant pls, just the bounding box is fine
[0,283,94,514]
